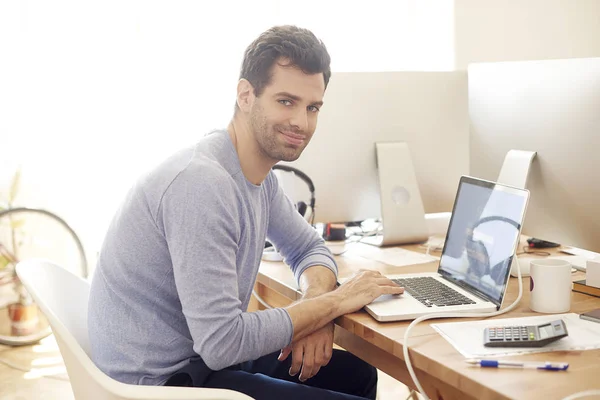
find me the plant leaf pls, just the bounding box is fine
[0,253,10,269]
[10,219,26,229]
[8,167,22,205]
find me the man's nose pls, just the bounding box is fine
[289,108,308,133]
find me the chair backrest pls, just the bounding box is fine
[16,259,253,400]
[17,259,92,353]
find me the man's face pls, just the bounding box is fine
[248,61,325,162]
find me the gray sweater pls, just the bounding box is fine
[88,130,337,385]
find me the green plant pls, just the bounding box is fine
[0,168,27,301]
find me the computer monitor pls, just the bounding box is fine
[468,57,600,253]
[280,71,469,224]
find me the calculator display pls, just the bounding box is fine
[538,324,554,339]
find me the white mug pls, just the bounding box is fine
[529,259,572,313]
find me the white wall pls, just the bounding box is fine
[455,0,600,69]
[0,1,454,273]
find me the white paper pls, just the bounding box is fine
[560,247,600,259]
[545,255,587,270]
[344,242,439,267]
[431,313,600,358]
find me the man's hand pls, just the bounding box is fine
[335,270,404,315]
[285,268,403,345]
[279,265,336,381]
[278,322,334,382]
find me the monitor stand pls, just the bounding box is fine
[361,142,429,247]
[498,150,536,278]
[497,149,537,189]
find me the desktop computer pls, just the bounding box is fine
[279,71,469,227]
[468,57,600,253]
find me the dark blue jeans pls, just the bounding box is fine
[165,349,377,399]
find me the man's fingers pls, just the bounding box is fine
[381,285,405,295]
[359,269,382,277]
[289,345,303,376]
[314,346,326,367]
[299,346,315,382]
[375,277,403,287]
[314,337,333,367]
[278,347,291,362]
[322,342,333,366]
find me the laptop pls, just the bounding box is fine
[363,176,530,322]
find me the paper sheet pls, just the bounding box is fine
[560,247,600,259]
[515,255,586,272]
[431,313,600,358]
[344,242,439,267]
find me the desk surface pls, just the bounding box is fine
[254,239,600,400]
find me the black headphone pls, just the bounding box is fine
[466,216,521,286]
[272,165,315,222]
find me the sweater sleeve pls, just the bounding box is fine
[265,172,338,284]
[159,168,293,371]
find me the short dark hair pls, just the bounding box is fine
[239,25,331,98]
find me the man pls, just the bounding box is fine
[88,25,403,399]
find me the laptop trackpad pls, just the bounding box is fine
[370,293,422,307]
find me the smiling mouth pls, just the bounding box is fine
[278,130,306,146]
[278,129,305,140]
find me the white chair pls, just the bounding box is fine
[16,259,253,400]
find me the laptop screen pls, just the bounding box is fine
[438,177,529,306]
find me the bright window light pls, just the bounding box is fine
[0,0,454,268]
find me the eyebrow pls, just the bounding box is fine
[275,91,324,107]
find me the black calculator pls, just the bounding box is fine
[483,319,569,347]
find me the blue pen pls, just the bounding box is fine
[465,359,569,371]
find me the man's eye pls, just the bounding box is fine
[308,105,320,113]
[279,99,292,106]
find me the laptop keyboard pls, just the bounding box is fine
[392,277,476,307]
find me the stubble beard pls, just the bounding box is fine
[249,104,305,163]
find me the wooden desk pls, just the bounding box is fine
[253,241,600,400]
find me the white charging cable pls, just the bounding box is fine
[402,255,525,399]
[252,289,273,309]
[562,390,600,400]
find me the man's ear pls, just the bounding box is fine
[236,79,255,113]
